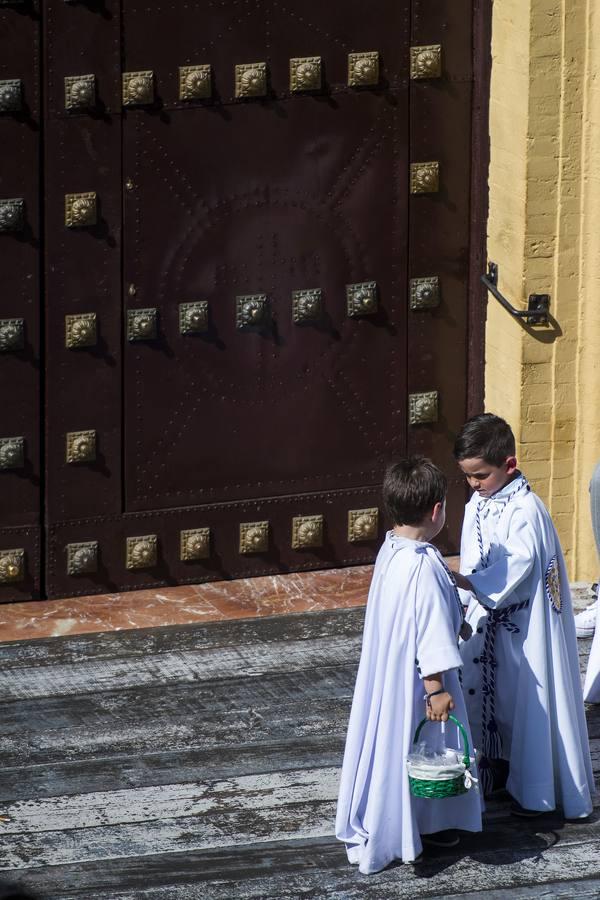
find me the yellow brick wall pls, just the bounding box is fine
[486,0,600,579]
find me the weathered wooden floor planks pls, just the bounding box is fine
[0,607,599,898]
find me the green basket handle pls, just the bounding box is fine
[412,714,471,769]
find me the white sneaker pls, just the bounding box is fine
[575,598,598,638]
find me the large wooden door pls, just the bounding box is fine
[0,0,489,600]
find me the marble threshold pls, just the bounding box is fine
[0,560,593,645]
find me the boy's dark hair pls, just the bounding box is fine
[383,456,447,526]
[453,413,516,466]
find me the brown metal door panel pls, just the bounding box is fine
[43,1,123,524]
[121,2,410,101]
[39,0,490,598]
[407,0,475,553]
[123,89,408,512]
[0,2,42,599]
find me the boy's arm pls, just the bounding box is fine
[459,512,535,609]
[415,555,462,681]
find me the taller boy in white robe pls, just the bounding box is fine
[458,476,595,817]
[336,532,482,874]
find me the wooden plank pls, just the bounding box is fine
[0,607,366,669]
[0,799,339,870]
[0,634,362,701]
[6,832,600,899]
[0,736,346,803]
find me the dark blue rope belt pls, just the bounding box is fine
[478,598,529,792]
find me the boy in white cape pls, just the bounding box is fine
[336,457,482,874]
[453,413,594,818]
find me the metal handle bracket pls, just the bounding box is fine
[481,262,550,325]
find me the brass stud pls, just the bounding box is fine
[235,62,267,98]
[65,192,97,227]
[410,162,440,194]
[0,79,22,112]
[409,391,439,425]
[348,52,379,87]
[126,534,158,569]
[292,289,322,324]
[127,308,158,341]
[292,514,323,550]
[0,198,24,233]
[290,56,322,92]
[239,521,269,554]
[0,318,25,352]
[122,70,154,106]
[410,45,442,80]
[348,508,379,542]
[179,302,209,335]
[180,527,210,561]
[0,437,24,469]
[347,281,378,317]
[410,276,440,310]
[67,541,98,575]
[236,294,268,328]
[65,313,97,349]
[64,74,96,110]
[66,430,96,464]
[0,549,25,584]
[179,65,211,100]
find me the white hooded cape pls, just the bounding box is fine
[459,480,595,817]
[336,532,482,874]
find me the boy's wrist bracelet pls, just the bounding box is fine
[424,688,446,708]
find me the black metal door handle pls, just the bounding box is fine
[481,262,550,325]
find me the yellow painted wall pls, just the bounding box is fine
[486,0,600,578]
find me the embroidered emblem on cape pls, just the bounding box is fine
[545,555,561,613]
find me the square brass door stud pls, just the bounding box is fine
[290,57,322,92]
[65,313,97,349]
[410,276,440,310]
[292,515,323,550]
[66,430,96,464]
[410,45,442,80]
[293,289,322,324]
[0,79,22,112]
[409,391,439,425]
[0,437,24,469]
[235,62,267,98]
[348,508,379,543]
[67,541,98,576]
[122,70,154,106]
[126,534,158,570]
[0,318,25,352]
[347,281,378,317]
[64,74,96,110]
[127,308,158,341]
[180,527,210,561]
[239,521,269,554]
[179,302,209,335]
[410,162,439,194]
[0,549,25,584]
[236,294,268,329]
[179,65,212,100]
[65,192,97,227]
[348,52,379,87]
[0,198,24,233]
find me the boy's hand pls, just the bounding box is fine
[426,692,455,722]
[454,572,474,592]
[459,621,473,641]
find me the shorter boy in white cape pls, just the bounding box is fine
[453,413,595,818]
[336,457,482,874]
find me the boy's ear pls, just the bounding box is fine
[505,455,518,474]
[432,500,444,522]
